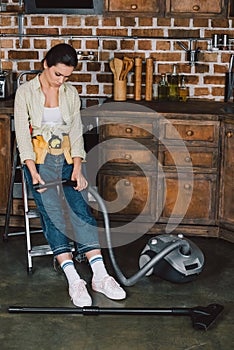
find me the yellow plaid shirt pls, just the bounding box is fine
[14,74,86,163]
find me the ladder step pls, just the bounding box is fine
[27,209,40,219]
[30,245,53,257]
[29,242,75,257]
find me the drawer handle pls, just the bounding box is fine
[186,130,194,137]
[131,4,138,10]
[192,5,200,11]
[124,180,131,186]
[184,183,192,190]
[226,130,233,138]
[125,127,133,133]
[184,156,191,162]
[124,154,132,160]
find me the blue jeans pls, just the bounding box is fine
[23,154,100,257]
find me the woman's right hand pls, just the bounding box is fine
[25,159,46,192]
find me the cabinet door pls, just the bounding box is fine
[98,170,157,222]
[158,173,217,225]
[219,122,234,228]
[0,115,11,214]
[105,0,161,13]
[166,0,225,16]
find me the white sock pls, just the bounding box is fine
[89,254,108,281]
[60,259,81,285]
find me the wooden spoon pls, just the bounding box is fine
[122,58,134,80]
[109,59,117,79]
[113,58,124,80]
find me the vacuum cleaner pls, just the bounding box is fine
[8,181,223,330]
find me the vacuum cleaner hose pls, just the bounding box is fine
[88,186,191,287]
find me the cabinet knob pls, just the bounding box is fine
[184,156,191,163]
[186,130,194,137]
[124,180,131,186]
[131,4,138,10]
[125,127,133,134]
[184,183,192,190]
[192,5,200,11]
[124,153,132,160]
[226,130,233,138]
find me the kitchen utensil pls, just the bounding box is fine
[122,57,134,80]
[113,58,124,80]
[109,59,117,79]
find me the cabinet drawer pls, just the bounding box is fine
[158,146,218,170]
[101,140,155,166]
[167,0,223,15]
[106,0,160,13]
[160,120,219,146]
[100,123,154,140]
[158,173,217,224]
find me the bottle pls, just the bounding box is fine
[179,75,188,102]
[158,73,168,101]
[168,64,179,101]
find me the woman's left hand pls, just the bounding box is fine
[71,170,88,191]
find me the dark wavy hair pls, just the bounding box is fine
[42,43,78,68]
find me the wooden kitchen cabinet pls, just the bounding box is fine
[0,115,11,214]
[104,0,164,16]
[98,115,158,223]
[158,118,219,226]
[166,0,226,17]
[97,105,222,239]
[219,120,234,241]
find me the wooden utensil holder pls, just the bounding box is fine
[114,79,127,101]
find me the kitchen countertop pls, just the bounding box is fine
[1,97,234,119]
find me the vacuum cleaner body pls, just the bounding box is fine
[139,234,205,283]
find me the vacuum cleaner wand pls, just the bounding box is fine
[8,304,223,331]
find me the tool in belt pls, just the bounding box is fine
[32,135,73,164]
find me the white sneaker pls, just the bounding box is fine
[92,275,126,300]
[69,279,92,307]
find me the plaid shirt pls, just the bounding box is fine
[14,74,86,163]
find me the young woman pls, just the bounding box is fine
[14,43,126,307]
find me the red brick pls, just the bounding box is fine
[132,29,164,37]
[174,18,190,27]
[121,40,135,50]
[33,39,47,49]
[204,76,225,85]
[31,17,46,26]
[138,40,152,51]
[85,16,99,26]
[103,40,118,50]
[8,50,38,60]
[86,85,99,94]
[66,17,82,26]
[138,17,153,26]
[48,17,63,26]
[86,40,99,50]
[194,88,210,96]
[97,28,128,36]
[120,17,136,27]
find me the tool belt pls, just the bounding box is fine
[32,135,73,164]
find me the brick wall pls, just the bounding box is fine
[1,1,234,103]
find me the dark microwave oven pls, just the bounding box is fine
[24,0,103,15]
